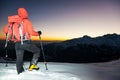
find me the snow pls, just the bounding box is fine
[0,61,120,80]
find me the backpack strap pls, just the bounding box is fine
[19,21,30,45]
[19,21,23,45]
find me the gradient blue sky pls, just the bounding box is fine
[0,0,120,40]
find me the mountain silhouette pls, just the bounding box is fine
[0,33,120,63]
[44,33,120,63]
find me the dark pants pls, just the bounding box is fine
[15,40,40,74]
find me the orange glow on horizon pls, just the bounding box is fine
[31,36,68,41]
[0,33,68,41]
[0,32,6,40]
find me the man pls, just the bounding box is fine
[3,7,42,74]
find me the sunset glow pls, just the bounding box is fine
[0,31,67,41]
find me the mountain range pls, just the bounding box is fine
[0,33,120,63]
[43,33,120,63]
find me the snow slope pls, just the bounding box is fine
[0,60,120,80]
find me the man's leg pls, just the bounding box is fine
[20,41,40,70]
[31,51,40,65]
[15,49,24,74]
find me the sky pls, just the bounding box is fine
[0,0,120,41]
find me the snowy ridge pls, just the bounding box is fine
[0,62,81,80]
[0,60,120,80]
[1,71,79,80]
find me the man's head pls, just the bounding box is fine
[18,8,28,19]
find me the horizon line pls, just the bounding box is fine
[0,33,119,42]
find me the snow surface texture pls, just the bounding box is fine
[0,60,120,80]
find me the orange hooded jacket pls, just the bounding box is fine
[3,8,39,41]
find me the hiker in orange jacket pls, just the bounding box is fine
[3,8,42,74]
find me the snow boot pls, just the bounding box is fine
[29,64,39,71]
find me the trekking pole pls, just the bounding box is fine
[5,31,9,67]
[5,47,8,67]
[4,24,11,67]
[39,36,48,70]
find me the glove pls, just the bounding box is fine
[38,31,42,35]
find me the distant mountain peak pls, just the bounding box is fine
[83,35,91,38]
[63,33,120,47]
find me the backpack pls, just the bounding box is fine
[7,15,28,44]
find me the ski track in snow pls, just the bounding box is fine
[0,61,120,80]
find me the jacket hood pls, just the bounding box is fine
[18,8,28,19]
